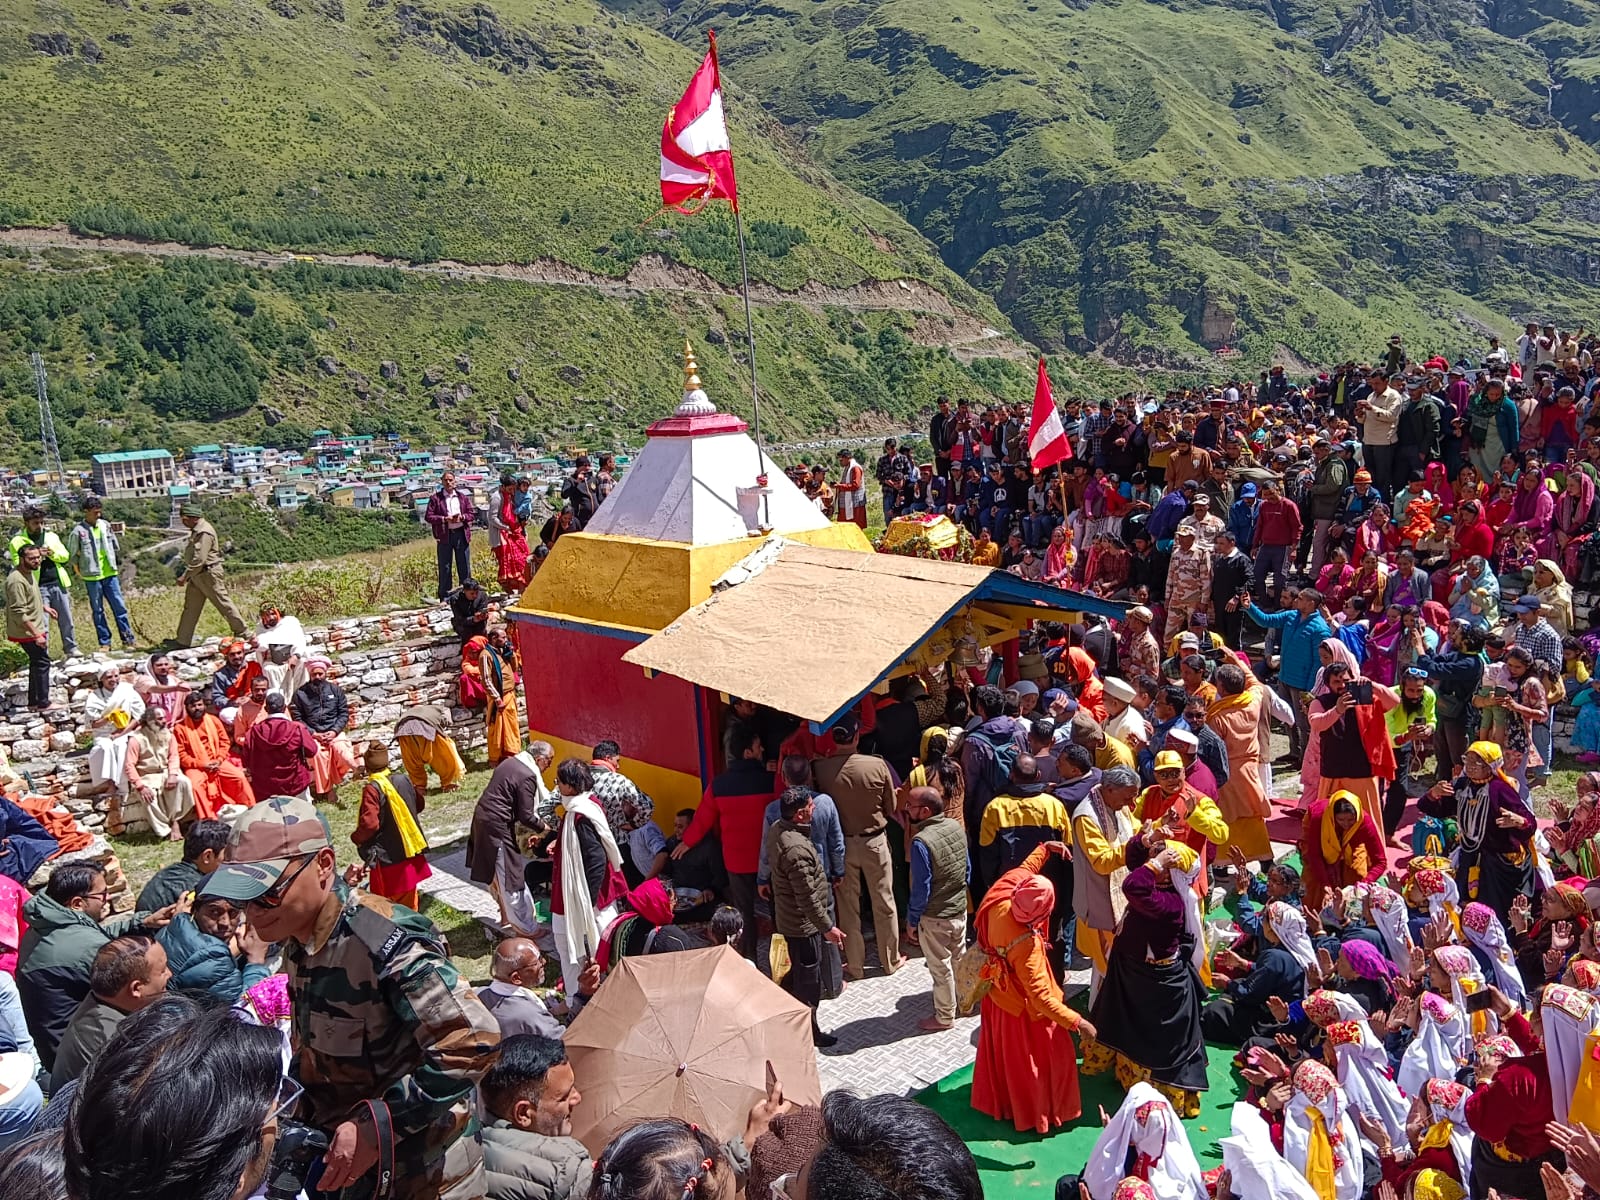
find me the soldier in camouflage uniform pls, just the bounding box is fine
[204,795,501,1200]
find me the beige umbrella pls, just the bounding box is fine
[564,943,823,1155]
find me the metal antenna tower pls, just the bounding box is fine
[29,353,65,489]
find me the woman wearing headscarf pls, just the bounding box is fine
[1418,741,1536,922]
[490,471,531,593]
[1202,900,1313,1046]
[972,840,1094,1133]
[1299,791,1386,911]
[1428,497,1496,603]
[1532,559,1575,635]
[1397,989,1470,1097]
[1463,987,1560,1200]
[84,664,145,818]
[1431,944,1494,1037]
[1330,936,1399,1016]
[480,622,522,765]
[1445,555,1498,626]
[1323,1017,1409,1150]
[290,654,355,804]
[124,705,194,842]
[1545,781,1600,878]
[1509,881,1590,993]
[1308,657,1400,817]
[1089,840,1208,1117]
[1363,884,1414,976]
[1459,902,1526,1007]
[1369,1079,1472,1194]
[1077,1082,1208,1200]
[1505,464,1555,551]
[1282,1059,1363,1200]
[1556,464,1599,581]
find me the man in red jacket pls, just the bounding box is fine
[1249,478,1302,603]
[238,692,319,800]
[671,725,776,960]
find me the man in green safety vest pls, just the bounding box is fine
[7,504,78,659]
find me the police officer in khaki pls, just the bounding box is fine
[204,795,501,1200]
[173,503,247,648]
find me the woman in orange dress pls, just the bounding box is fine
[972,840,1093,1133]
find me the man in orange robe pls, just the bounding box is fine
[1204,659,1273,861]
[174,691,256,820]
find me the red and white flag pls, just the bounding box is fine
[1027,356,1072,467]
[660,32,739,214]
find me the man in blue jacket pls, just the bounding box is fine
[158,892,272,1004]
[1245,588,1332,764]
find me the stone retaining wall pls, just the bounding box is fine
[3,603,488,845]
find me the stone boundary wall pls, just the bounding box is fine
[3,604,487,851]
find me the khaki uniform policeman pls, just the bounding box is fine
[174,503,246,648]
[205,796,500,1200]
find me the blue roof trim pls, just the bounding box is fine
[806,574,1127,733]
[505,610,649,644]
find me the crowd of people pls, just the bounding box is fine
[7,329,1600,1200]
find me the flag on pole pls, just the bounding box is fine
[660,32,739,214]
[1027,356,1072,467]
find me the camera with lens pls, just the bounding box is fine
[265,1118,332,1200]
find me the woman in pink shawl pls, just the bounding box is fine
[1316,546,1356,609]
[1425,462,1454,512]
[1505,466,1554,555]
[1043,526,1072,586]
[1295,637,1362,805]
[1556,464,1600,580]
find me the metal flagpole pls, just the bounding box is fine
[733,205,771,529]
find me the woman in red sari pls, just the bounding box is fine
[492,475,531,592]
[972,841,1094,1133]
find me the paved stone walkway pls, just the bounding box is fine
[417,808,1303,1099]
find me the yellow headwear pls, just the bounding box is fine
[1154,750,1184,772]
[1465,740,1516,788]
[1166,842,1198,873]
[1411,1169,1466,1200]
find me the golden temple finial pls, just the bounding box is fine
[675,337,716,417]
[683,340,702,390]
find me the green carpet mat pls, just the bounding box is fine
[918,1046,1246,1196]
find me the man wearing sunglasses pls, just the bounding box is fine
[203,795,501,1200]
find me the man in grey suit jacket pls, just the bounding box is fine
[481,939,563,1039]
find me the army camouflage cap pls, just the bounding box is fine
[202,795,333,902]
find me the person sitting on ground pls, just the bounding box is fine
[124,707,195,843]
[156,890,269,1006]
[173,691,256,820]
[136,819,229,911]
[481,938,563,1040]
[230,674,270,749]
[351,743,431,910]
[204,639,260,723]
[237,691,317,801]
[480,1034,590,1200]
[291,656,355,805]
[49,935,171,1094]
[449,578,491,644]
[18,862,178,1071]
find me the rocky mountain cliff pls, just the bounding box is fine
[609,0,1600,366]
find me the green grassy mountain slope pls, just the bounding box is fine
[0,0,1043,464]
[612,0,1600,366]
[0,247,1063,465]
